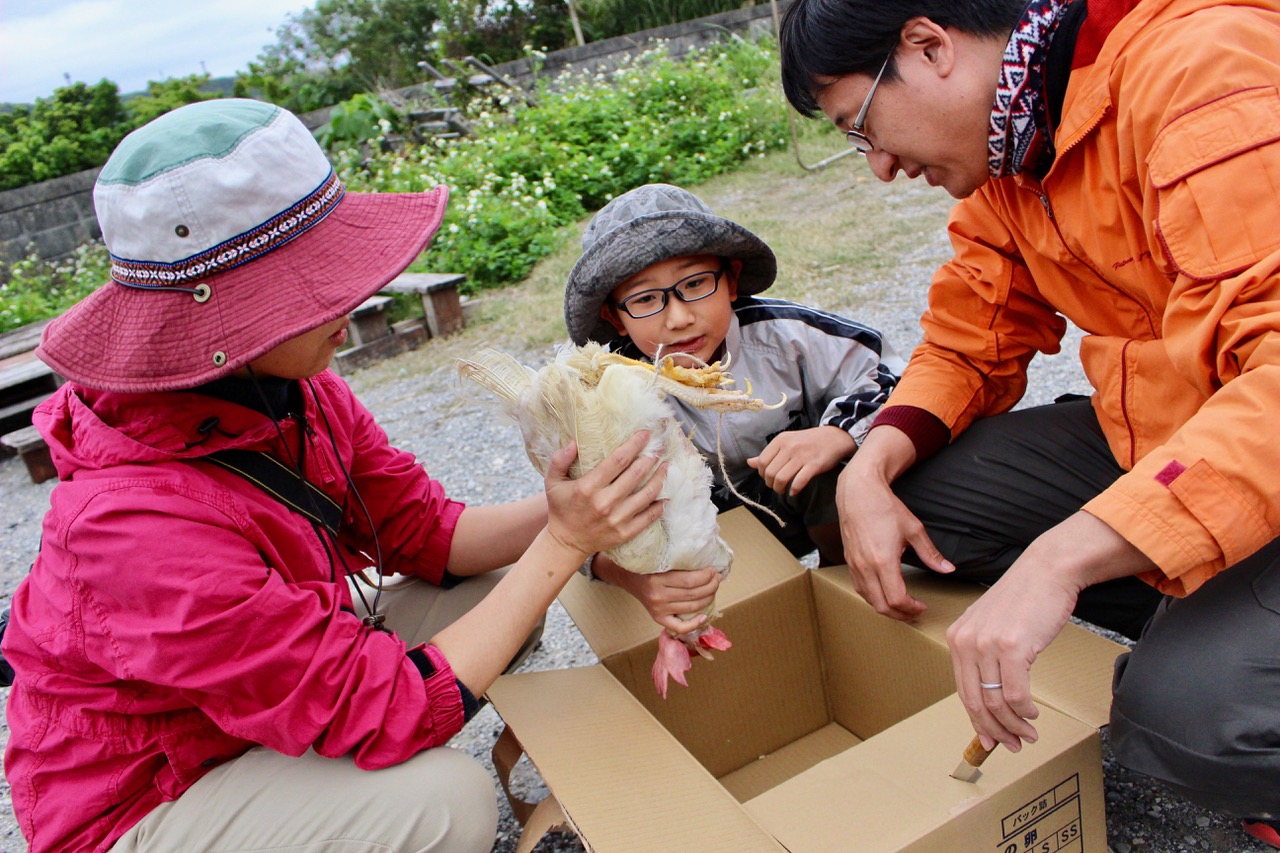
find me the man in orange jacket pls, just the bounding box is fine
[781,0,1280,844]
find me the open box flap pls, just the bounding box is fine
[812,566,1127,729]
[488,664,785,852]
[744,694,1099,853]
[557,507,805,659]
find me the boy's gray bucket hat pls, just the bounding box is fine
[564,183,776,345]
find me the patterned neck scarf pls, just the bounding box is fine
[988,0,1072,179]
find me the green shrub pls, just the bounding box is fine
[317,94,405,152]
[339,36,789,291]
[0,244,108,333]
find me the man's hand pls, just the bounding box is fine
[946,511,1155,752]
[593,556,722,634]
[748,426,856,496]
[837,427,953,621]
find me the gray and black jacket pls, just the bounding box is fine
[617,295,902,493]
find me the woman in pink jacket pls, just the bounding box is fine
[1,98,667,853]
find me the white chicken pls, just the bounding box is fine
[457,342,768,697]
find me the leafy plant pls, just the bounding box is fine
[317,94,405,152]
[339,37,790,291]
[0,244,108,333]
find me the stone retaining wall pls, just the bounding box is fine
[0,165,103,268]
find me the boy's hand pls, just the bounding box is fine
[748,426,857,496]
[545,431,666,559]
[593,556,721,634]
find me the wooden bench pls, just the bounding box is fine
[0,356,62,437]
[334,295,429,375]
[348,295,395,347]
[379,272,467,338]
[0,318,53,361]
[1,424,55,484]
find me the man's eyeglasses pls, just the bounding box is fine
[614,268,725,319]
[846,52,892,154]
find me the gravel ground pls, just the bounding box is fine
[0,177,1270,853]
[0,344,1269,853]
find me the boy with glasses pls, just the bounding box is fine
[563,183,901,631]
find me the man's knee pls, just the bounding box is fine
[1109,575,1280,817]
[1111,652,1278,816]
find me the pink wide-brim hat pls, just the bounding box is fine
[38,98,450,393]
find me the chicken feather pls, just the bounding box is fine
[457,342,764,696]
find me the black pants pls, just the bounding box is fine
[892,399,1279,817]
[892,398,1163,640]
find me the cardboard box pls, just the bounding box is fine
[488,508,1125,852]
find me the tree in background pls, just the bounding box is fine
[433,0,573,65]
[0,81,129,190]
[0,76,221,191]
[235,0,444,114]
[235,0,756,115]
[127,75,222,127]
[577,0,757,43]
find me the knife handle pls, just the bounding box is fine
[962,734,995,767]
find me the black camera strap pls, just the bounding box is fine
[204,449,343,536]
[0,449,344,690]
[203,449,438,676]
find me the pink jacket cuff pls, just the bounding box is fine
[420,644,466,743]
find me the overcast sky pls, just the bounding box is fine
[0,0,318,104]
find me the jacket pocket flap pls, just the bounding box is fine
[1148,86,1280,187]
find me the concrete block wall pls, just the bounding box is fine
[498,4,781,86]
[0,2,784,272]
[0,165,103,268]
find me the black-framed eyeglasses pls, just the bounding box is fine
[846,52,892,154]
[614,268,724,319]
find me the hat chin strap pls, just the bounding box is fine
[116,279,212,303]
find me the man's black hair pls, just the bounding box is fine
[779,0,1026,117]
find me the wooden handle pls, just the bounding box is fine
[962,734,995,767]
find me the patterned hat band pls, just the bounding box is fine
[110,170,345,288]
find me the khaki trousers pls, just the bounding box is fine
[111,569,541,853]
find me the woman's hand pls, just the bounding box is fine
[594,556,721,634]
[544,430,667,560]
